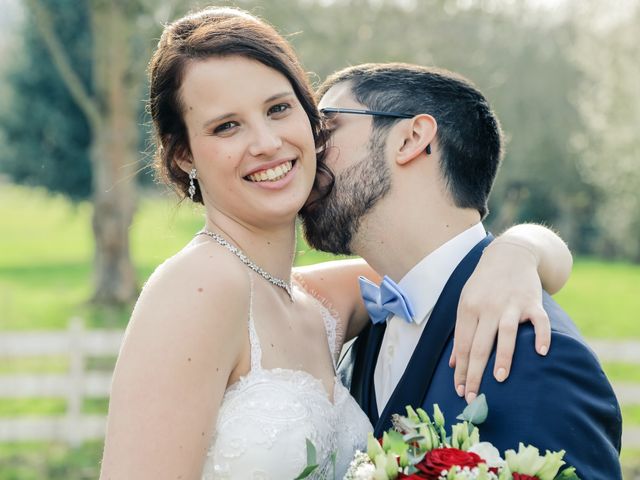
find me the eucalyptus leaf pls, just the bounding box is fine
[456,393,488,425]
[293,464,319,479]
[402,433,425,443]
[291,439,320,480]
[306,438,317,466]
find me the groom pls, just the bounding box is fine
[301,63,622,479]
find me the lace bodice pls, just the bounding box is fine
[201,279,373,479]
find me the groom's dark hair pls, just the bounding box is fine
[318,63,504,218]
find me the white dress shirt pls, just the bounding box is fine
[374,222,487,414]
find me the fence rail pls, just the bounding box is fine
[0,321,638,447]
[0,318,123,446]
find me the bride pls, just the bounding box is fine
[99,7,572,479]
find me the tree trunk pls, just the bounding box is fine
[28,0,148,305]
[90,136,138,305]
[89,1,139,305]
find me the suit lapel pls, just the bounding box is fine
[350,321,387,424]
[373,234,494,436]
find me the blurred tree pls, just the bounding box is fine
[15,0,154,305]
[247,0,595,250]
[0,0,92,200]
[571,0,640,261]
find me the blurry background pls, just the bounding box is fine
[0,0,638,478]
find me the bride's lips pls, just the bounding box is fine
[243,159,298,190]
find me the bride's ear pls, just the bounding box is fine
[395,114,437,166]
[174,143,195,175]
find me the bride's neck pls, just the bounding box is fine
[203,215,297,282]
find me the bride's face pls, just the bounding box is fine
[178,55,317,227]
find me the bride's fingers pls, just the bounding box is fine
[525,305,551,356]
[492,308,521,384]
[463,315,498,403]
[452,303,480,397]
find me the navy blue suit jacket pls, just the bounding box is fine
[339,235,622,479]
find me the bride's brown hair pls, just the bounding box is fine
[148,6,332,205]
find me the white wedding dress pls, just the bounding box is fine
[201,279,373,479]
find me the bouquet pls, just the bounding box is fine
[342,395,579,480]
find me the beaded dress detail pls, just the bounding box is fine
[201,276,373,479]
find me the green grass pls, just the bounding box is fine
[0,441,103,480]
[0,398,67,417]
[554,259,640,338]
[0,397,109,417]
[622,405,640,425]
[0,356,68,374]
[603,363,640,384]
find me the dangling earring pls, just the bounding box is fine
[188,168,197,200]
[426,144,432,155]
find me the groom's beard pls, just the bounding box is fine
[301,134,391,255]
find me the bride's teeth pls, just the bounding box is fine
[248,160,294,182]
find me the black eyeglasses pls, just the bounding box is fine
[320,107,414,119]
[320,107,431,154]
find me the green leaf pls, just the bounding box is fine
[456,393,488,425]
[293,464,319,479]
[385,429,409,455]
[554,467,581,480]
[292,439,319,479]
[330,451,337,480]
[306,438,317,466]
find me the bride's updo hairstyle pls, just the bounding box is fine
[148,6,332,205]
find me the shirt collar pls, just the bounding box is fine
[399,223,487,325]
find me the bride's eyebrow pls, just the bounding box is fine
[264,91,296,104]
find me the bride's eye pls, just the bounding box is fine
[268,103,291,116]
[212,121,239,135]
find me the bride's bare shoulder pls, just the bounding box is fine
[148,239,247,291]
[125,240,250,344]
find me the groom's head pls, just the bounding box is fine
[301,63,504,255]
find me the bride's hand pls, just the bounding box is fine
[450,225,571,403]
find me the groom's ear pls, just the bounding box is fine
[395,114,437,166]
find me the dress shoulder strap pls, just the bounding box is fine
[292,272,342,366]
[246,273,263,371]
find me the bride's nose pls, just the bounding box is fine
[248,122,283,158]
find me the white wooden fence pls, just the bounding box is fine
[0,318,123,446]
[0,320,639,447]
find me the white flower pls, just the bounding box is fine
[469,441,505,469]
[343,451,376,480]
[353,462,376,480]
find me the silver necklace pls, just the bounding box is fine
[197,229,294,302]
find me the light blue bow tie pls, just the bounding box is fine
[359,275,416,325]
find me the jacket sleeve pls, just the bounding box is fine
[479,322,623,480]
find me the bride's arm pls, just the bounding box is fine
[99,246,248,480]
[452,223,572,401]
[294,258,375,345]
[294,223,572,390]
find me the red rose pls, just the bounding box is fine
[398,474,427,479]
[512,474,540,480]
[415,447,484,479]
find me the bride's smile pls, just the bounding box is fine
[179,55,317,226]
